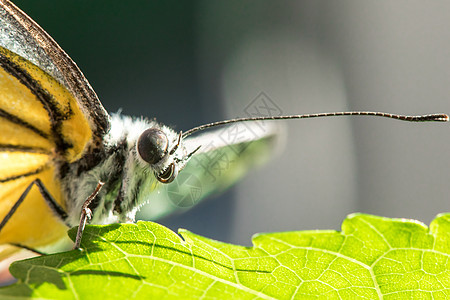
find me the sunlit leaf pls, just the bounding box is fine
[1,213,449,299]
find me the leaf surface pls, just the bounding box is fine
[1,213,449,299]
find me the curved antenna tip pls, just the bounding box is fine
[431,114,449,122]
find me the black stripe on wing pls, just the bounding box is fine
[0,144,50,154]
[0,53,73,156]
[1,0,110,138]
[0,165,46,183]
[0,108,48,139]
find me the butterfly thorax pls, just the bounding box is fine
[59,113,188,227]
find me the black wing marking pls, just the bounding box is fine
[0,50,72,153]
[0,0,110,139]
[0,166,46,183]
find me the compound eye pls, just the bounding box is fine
[157,163,178,183]
[137,128,169,165]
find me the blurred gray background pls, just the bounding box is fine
[15,1,450,246]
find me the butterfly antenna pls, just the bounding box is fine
[182,111,449,138]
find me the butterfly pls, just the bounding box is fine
[0,0,284,261]
[0,0,447,264]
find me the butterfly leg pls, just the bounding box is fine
[0,178,68,233]
[73,181,104,250]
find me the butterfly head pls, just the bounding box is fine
[136,127,198,184]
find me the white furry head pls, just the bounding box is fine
[63,113,192,225]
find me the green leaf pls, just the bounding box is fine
[1,213,450,299]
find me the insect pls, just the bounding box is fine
[0,0,447,263]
